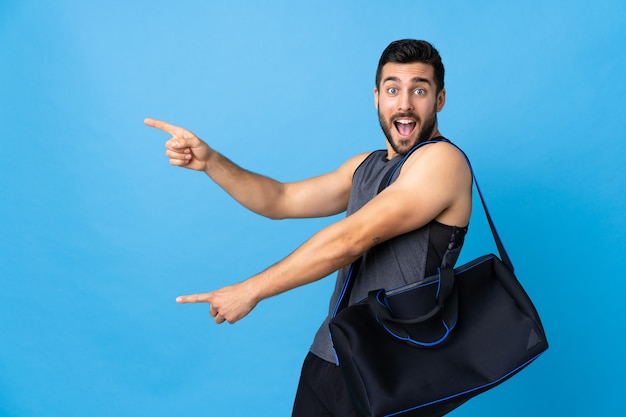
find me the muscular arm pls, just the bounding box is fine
[203,151,367,219]
[145,118,366,219]
[178,142,473,324]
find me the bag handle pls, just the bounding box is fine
[366,267,459,347]
[367,266,456,324]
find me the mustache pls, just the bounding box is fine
[391,112,420,122]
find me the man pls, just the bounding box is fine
[145,39,472,416]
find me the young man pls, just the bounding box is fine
[145,39,472,416]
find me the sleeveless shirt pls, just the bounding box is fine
[309,146,469,364]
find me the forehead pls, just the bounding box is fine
[379,62,435,85]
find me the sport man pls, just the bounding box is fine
[145,39,472,416]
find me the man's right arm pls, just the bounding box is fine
[145,118,368,219]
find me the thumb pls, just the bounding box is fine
[168,134,201,150]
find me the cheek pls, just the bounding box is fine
[379,99,396,114]
[418,98,438,114]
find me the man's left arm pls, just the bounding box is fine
[178,142,472,324]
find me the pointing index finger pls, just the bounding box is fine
[144,118,181,136]
[176,293,212,304]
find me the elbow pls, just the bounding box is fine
[331,231,373,265]
[345,239,372,260]
[262,199,289,220]
[266,212,287,221]
[262,185,290,220]
[247,206,286,220]
[251,194,289,220]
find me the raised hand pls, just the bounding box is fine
[144,118,213,171]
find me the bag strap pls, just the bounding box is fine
[454,145,514,272]
[333,138,514,316]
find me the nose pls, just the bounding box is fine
[398,91,413,111]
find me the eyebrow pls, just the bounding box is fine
[382,76,432,85]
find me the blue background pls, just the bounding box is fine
[1,0,624,416]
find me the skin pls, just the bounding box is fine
[144,62,472,325]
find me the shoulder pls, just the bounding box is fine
[336,151,374,177]
[410,140,466,162]
[394,141,472,192]
[402,141,469,175]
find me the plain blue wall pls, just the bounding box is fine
[1,0,624,416]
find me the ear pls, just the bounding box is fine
[436,88,446,112]
[374,87,379,110]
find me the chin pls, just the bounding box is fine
[392,136,419,155]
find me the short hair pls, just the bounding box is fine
[375,39,445,93]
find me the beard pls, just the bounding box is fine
[378,106,438,156]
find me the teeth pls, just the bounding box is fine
[396,120,413,124]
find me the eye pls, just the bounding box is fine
[413,88,426,96]
[387,87,398,95]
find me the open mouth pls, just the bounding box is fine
[393,118,417,137]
